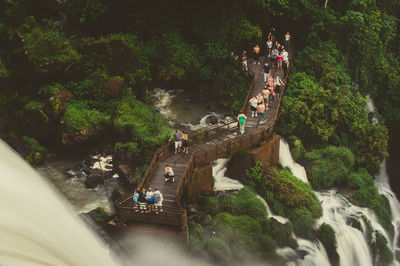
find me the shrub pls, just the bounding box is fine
[304,146,355,190]
[63,103,111,133]
[265,218,298,249]
[206,237,232,265]
[22,136,48,165]
[317,223,339,266]
[371,231,394,266]
[94,207,109,223]
[199,196,219,216]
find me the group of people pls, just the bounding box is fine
[238,28,290,134]
[132,187,164,214]
[169,129,189,154]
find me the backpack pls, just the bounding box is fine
[239,115,245,123]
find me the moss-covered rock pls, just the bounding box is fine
[317,223,339,266]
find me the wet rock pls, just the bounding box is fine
[346,216,362,231]
[65,170,76,178]
[296,249,308,260]
[207,115,218,125]
[117,164,136,187]
[188,207,199,214]
[84,169,103,188]
[396,250,400,262]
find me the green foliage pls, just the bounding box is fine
[304,146,355,189]
[288,135,306,161]
[23,101,48,124]
[206,237,232,265]
[22,136,47,165]
[371,231,394,266]
[317,223,339,266]
[0,57,9,77]
[280,41,389,174]
[219,187,268,225]
[65,0,108,24]
[304,146,392,232]
[199,196,219,216]
[39,83,63,97]
[244,163,322,239]
[265,218,298,249]
[114,97,172,146]
[63,102,111,133]
[115,142,141,157]
[94,207,109,223]
[20,18,79,68]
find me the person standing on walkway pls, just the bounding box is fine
[249,96,258,117]
[138,188,147,213]
[181,131,189,154]
[164,165,175,182]
[274,75,285,100]
[268,27,276,43]
[257,103,266,125]
[253,45,261,65]
[169,130,182,154]
[146,187,155,212]
[284,32,291,48]
[237,110,247,134]
[132,188,140,212]
[241,51,248,72]
[256,92,264,106]
[262,86,270,109]
[277,52,283,70]
[281,48,289,77]
[262,63,271,83]
[266,38,273,57]
[153,188,163,214]
[270,47,278,69]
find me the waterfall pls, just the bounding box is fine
[279,137,400,266]
[375,160,400,255]
[212,158,244,191]
[0,140,116,265]
[279,139,308,183]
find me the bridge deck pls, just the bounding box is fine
[115,50,292,230]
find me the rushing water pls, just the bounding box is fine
[212,158,244,191]
[36,154,111,213]
[279,139,308,183]
[279,137,400,266]
[0,140,116,265]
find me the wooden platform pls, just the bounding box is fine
[115,48,294,240]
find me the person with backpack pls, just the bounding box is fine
[153,188,164,214]
[237,110,247,134]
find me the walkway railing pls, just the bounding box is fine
[116,47,294,228]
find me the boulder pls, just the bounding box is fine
[84,169,103,188]
[346,216,362,231]
[65,170,76,178]
[106,78,123,97]
[117,164,136,186]
[48,89,73,118]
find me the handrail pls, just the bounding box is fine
[117,47,295,226]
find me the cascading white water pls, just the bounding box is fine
[279,137,400,266]
[279,139,308,183]
[0,140,116,265]
[376,161,400,255]
[212,158,244,191]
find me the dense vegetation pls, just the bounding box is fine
[189,187,295,265]
[0,0,262,165]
